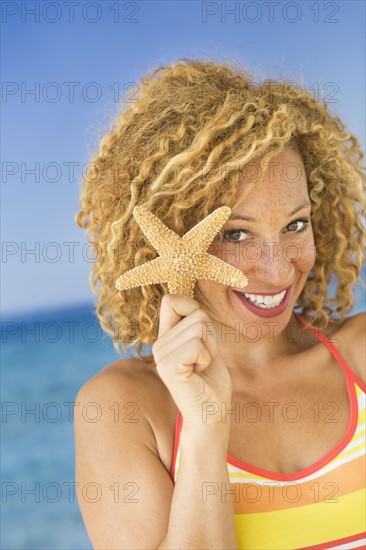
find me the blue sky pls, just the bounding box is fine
[2,0,365,315]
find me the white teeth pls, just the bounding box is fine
[242,289,286,308]
[249,293,264,303]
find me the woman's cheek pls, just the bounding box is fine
[208,239,258,268]
[207,239,240,267]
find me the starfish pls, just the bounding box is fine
[115,205,249,298]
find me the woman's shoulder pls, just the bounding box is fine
[77,355,165,406]
[332,312,366,385]
[76,356,179,473]
[76,355,178,437]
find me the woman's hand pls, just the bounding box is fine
[152,294,233,428]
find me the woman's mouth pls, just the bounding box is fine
[233,285,292,318]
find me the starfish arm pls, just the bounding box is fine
[182,206,232,253]
[196,253,249,289]
[133,206,181,256]
[116,257,168,291]
[167,273,198,298]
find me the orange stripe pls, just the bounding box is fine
[231,453,366,514]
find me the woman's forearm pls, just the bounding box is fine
[158,424,238,550]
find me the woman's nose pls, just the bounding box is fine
[242,239,296,286]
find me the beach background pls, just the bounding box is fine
[2,1,365,548]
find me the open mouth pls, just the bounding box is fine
[238,289,287,309]
[233,285,292,317]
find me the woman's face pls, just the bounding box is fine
[195,147,316,339]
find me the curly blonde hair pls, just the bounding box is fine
[75,58,365,362]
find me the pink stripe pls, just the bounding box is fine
[170,408,183,482]
[296,531,366,549]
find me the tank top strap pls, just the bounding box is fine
[295,312,365,390]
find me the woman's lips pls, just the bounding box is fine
[233,285,292,318]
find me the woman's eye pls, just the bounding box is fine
[222,229,249,243]
[286,218,310,233]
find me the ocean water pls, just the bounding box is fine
[1,302,150,550]
[1,288,365,549]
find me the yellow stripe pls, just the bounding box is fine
[234,488,366,549]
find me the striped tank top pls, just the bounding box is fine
[170,313,366,549]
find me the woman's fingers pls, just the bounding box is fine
[157,294,200,339]
[153,312,218,365]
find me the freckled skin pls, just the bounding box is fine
[195,148,316,377]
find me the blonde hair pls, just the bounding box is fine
[75,58,365,361]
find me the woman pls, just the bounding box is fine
[74,59,365,549]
